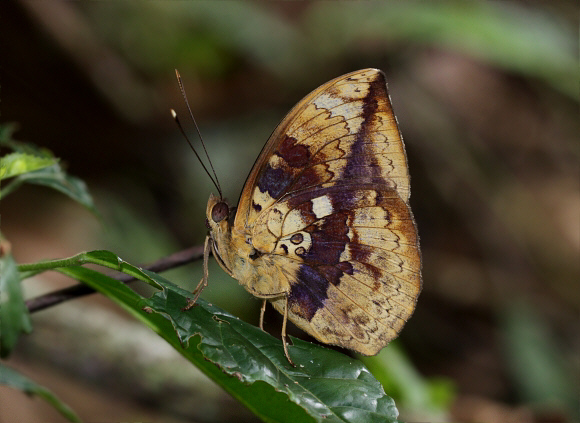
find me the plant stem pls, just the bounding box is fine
[25,245,205,313]
[18,253,87,273]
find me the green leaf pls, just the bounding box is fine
[52,250,399,423]
[0,251,32,358]
[0,164,97,214]
[0,123,55,158]
[0,152,58,180]
[145,278,398,422]
[0,125,96,212]
[0,362,81,422]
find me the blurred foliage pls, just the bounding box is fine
[0,128,97,211]
[0,363,81,422]
[0,153,57,181]
[0,247,32,358]
[1,129,96,359]
[360,343,455,422]
[78,2,577,96]
[501,303,579,418]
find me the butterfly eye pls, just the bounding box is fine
[211,201,229,223]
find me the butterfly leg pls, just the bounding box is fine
[183,235,211,311]
[281,295,295,366]
[259,299,267,331]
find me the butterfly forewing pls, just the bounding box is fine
[234,69,411,231]
[223,68,421,355]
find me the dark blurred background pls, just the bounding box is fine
[1,1,578,422]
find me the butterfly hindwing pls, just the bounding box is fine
[260,183,420,354]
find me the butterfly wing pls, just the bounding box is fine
[234,69,421,354]
[234,68,411,231]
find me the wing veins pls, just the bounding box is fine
[339,262,417,302]
[287,95,374,137]
[296,239,420,275]
[312,264,408,330]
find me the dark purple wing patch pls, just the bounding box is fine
[276,135,311,168]
[257,165,293,199]
[288,265,328,321]
[342,77,386,183]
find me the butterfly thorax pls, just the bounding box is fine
[206,193,292,299]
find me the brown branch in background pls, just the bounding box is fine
[26,245,206,314]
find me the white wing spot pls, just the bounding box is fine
[313,93,343,110]
[311,196,333,219]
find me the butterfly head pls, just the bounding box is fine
[205,193,233,269]
[206,193,245,279]
[206,193,231,231]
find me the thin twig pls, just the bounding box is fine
[26,245,206,313]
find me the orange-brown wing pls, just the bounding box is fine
[233,68,410,233]
[233,68,421,354]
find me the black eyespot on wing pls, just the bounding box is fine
[212,201,229,223]
[290,233,304,244]
[295,247,306,256]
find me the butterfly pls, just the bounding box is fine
[184,68,422,364]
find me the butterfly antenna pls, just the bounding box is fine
[174,69,223,198]
[171,109,221,197]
